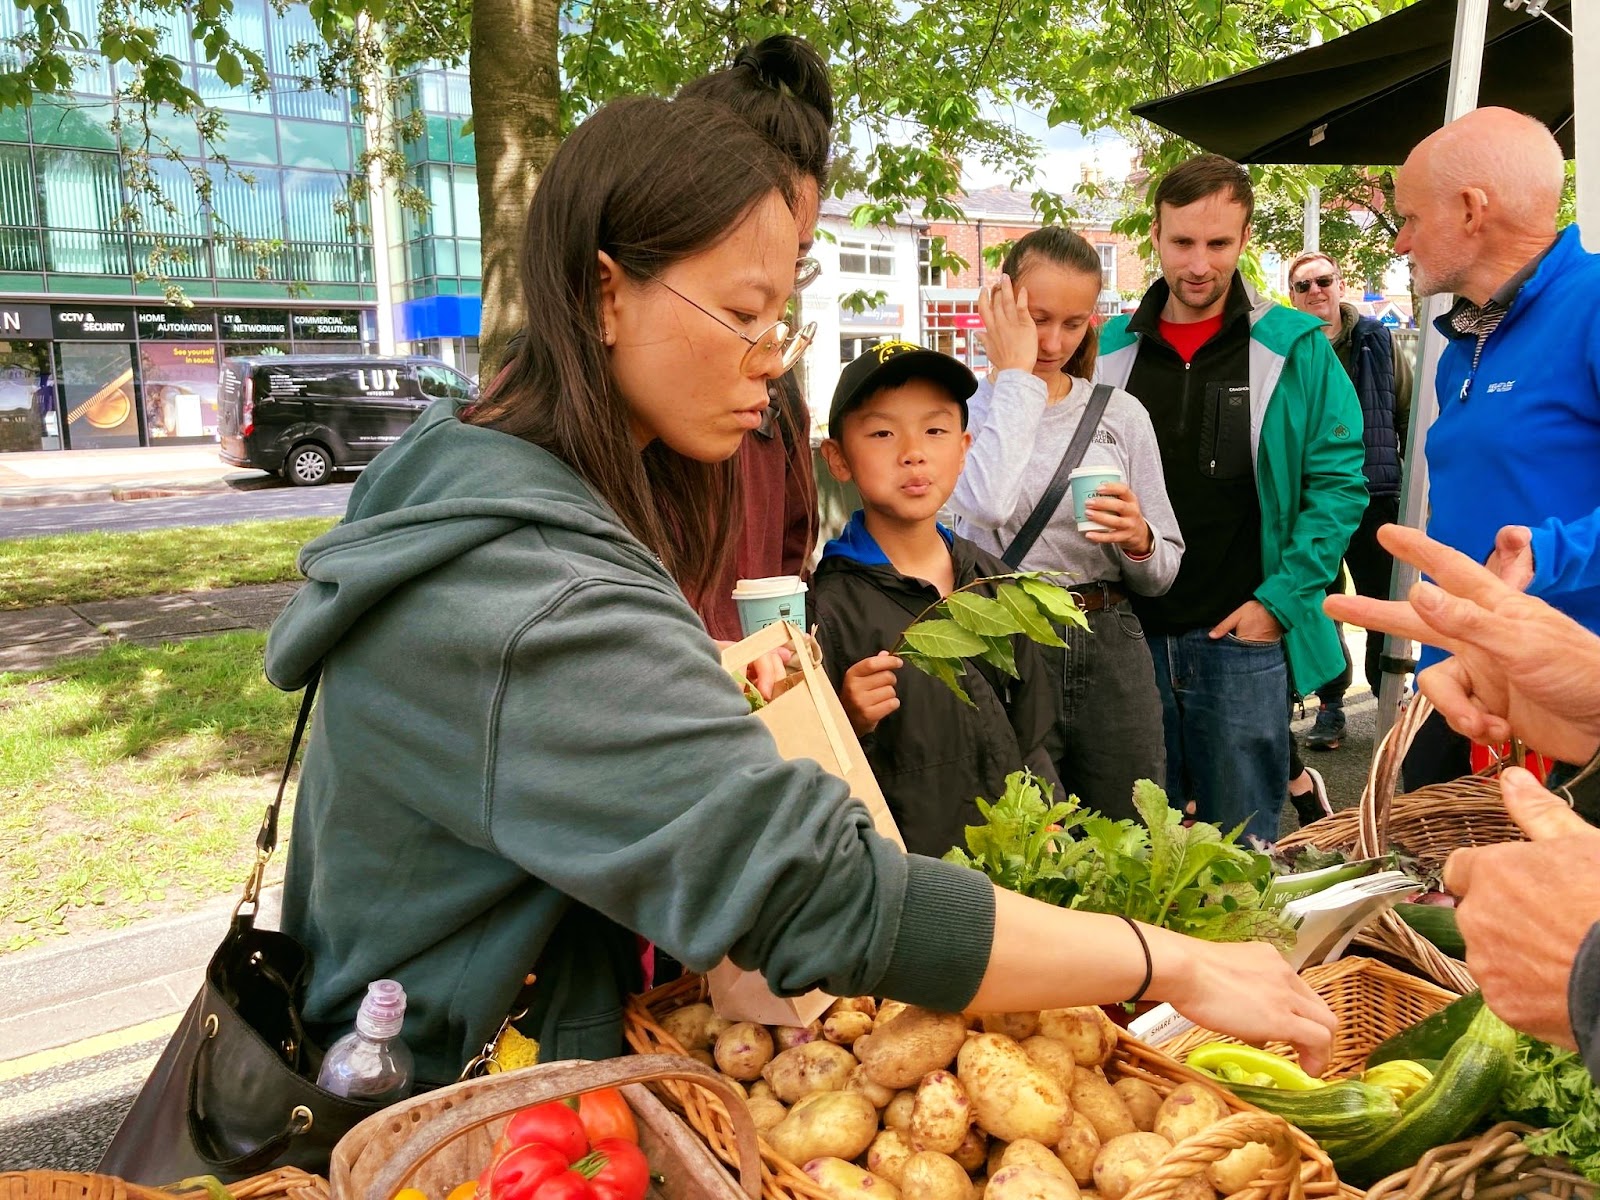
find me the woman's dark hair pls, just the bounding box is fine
[1000,226,1105,380]
[464,96,798,597]
[676,35,833,188]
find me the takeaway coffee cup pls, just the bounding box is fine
[1069,465,1125,532]
[733,575,809,637]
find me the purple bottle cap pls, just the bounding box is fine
[356,979,407,1040]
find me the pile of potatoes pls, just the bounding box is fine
[658,999,1280,1200]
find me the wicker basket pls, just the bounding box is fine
[625,974,1340,1200]
[1277,696,1523,992]
[1155,956,1459,1080]
[0,1169,329,1200]
[1364,1122,1596,1200]
[329,1054,759,1200]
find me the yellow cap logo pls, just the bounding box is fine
[874,340,921,363]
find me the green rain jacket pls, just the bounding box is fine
[264,401,994,1086]
[1096,295,1368,694]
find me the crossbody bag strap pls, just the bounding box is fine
[1002,382,1116,569]
[237,668,320,916]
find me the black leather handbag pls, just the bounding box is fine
[98,672,388,1183]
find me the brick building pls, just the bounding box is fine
[921,186,1148,375]
[799,184,1149,421]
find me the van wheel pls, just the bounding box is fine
[285,443,333,486]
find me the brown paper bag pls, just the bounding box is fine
[709,621,904,1026]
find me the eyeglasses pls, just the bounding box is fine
[1291,274,1339,294]
[795,256,822,292]
[651,277,817,373]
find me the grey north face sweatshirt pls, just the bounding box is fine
[950,370,1184,596]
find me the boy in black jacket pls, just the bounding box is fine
[814,341,1063,858]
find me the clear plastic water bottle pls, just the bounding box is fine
[315,979,415,1103]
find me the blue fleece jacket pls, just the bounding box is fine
[1423,225,1600,670]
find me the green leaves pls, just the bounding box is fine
[900,650,973,707]
[995,582,1067,648]
[902,618,986,660]
[945,771,1295,948]
[894,570,1077,703]
[943,591,1024,639]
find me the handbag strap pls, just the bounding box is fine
[239,668,320,915]
[1002,382,1115,569]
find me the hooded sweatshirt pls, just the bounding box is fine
[264,400,995,1085]
[812,513,1063,859]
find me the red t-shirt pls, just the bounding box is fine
[1159,313,1225,363]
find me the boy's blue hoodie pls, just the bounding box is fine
[813,512,1063,859]
[1424,225,1600,668]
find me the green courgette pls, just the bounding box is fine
[1393,902,1467,959]
[1329,1002,1516,1187]
[1366,990,1484,1067]
[1223,1077,1399,1141]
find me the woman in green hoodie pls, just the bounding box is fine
[265,94,1336,1088]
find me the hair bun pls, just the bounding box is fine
[734,35,834,125]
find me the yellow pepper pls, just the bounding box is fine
[1185,1043,1324,1090]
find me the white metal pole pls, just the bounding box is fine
[1375,0,1492,743]
[359,14,398,355]
[1577,0,1599,249]
[1303,29,1323,252]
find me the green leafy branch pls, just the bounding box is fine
[892,571,1089,707]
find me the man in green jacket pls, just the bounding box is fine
[1095,155,1367,844]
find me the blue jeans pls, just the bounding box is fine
[1147,629,1290,845]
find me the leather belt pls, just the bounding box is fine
[1068,581,1129,614]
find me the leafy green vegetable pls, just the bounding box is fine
[892,570,1082,706]
[944,771,1295,947]
[1498,1035,1600,1183]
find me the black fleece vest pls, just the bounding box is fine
[1348,316,1401,498]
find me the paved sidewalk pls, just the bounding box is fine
[0,582,300,672]
[0,446,271,508]
[0,887,283,1065]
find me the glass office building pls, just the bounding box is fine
[0,0,379,453]
[393,69,482,381]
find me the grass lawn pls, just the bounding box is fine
[0,631,301,954]
[0,517,337,610]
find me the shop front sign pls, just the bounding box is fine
[137,309,219,341]
[0,304,52,340]
[52,306,136,341]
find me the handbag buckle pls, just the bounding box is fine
[233,850,271,919]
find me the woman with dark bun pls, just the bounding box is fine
[679,36,832,640]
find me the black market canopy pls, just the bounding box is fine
[1130,0,1573,166]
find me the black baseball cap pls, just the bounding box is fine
[827,340,979,439]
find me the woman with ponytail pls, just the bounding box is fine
[951,227,1182,820]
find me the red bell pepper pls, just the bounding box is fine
[570,1089,638,1147]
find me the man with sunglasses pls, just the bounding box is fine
[1286,252,1413,757]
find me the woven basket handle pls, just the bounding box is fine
[1123,1111,1303,1200]
[1356,693,1432,858]
[361,1055,761,1200]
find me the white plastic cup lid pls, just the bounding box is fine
[1068,466,1123,480]
[733,576,807,599]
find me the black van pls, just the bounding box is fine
[216,355,476,485]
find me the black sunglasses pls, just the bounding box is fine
[1291,274,1338,294]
